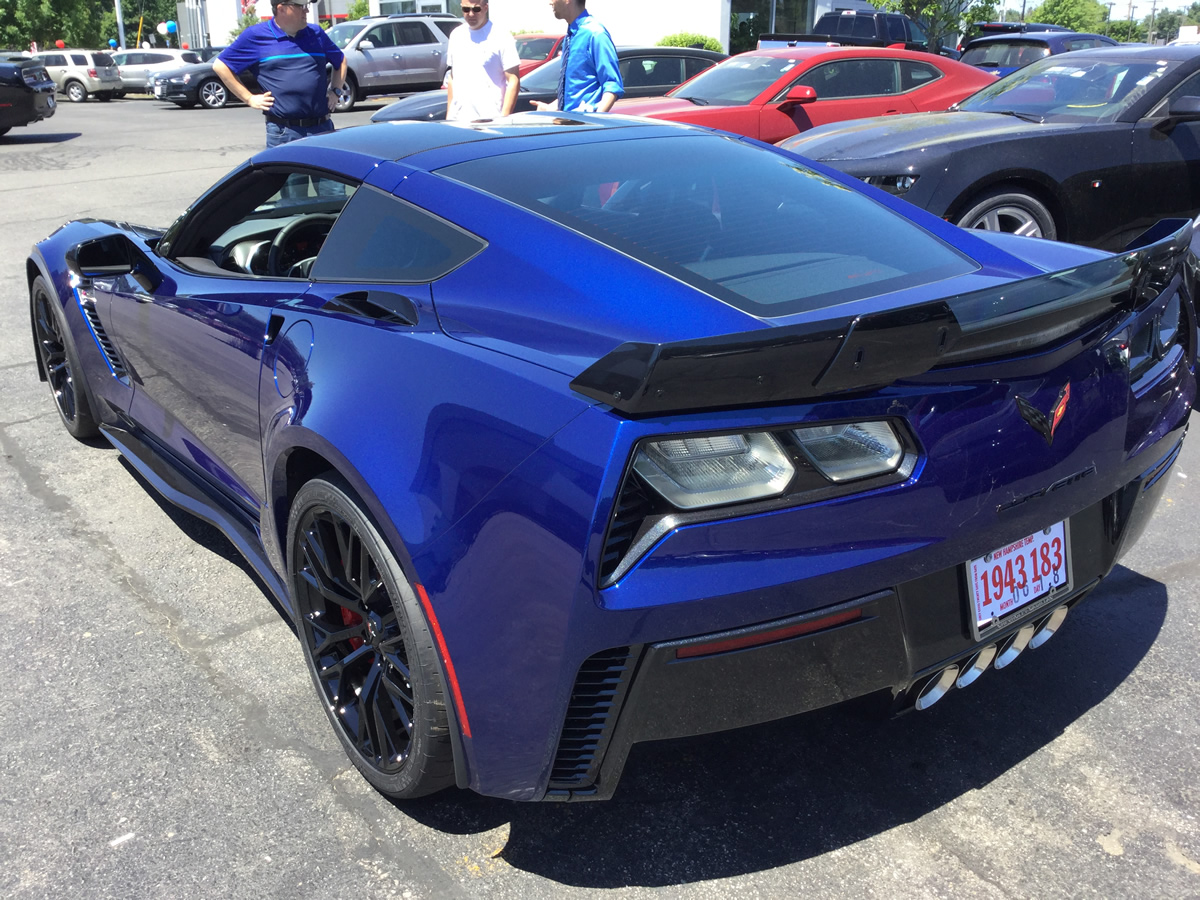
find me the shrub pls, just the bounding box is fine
[658,32,723,52]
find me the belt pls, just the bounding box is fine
[265,114,329,128]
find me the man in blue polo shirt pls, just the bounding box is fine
[533,0,622,113]
[214,0,347,147]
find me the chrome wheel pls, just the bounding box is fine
[962,204,1043,237]
[198,79,227,109]
[955,189,1057,241]
[65,81,87,102]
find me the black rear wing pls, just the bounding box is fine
[570,219,1195,417]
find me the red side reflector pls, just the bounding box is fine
[675,608,862,659]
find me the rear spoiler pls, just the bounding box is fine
[570,219,1194,417]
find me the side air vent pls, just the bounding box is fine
[548,646,636,789]
[599,474,660,585]
[77,292,128,381]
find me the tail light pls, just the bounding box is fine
[87,68,97,77]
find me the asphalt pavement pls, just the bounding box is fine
[1,96,1199,899]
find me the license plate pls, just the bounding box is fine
[967,521,1070,639]
[154,85,163,96]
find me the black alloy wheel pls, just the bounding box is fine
[287,477,455,799]
[30,276,99,439]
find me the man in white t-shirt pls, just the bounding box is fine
[446,0,520,121]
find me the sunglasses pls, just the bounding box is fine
[461,5,484,12]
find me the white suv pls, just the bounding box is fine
[110,49,202,93]
[324,14,461,112]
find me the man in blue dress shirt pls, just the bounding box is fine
[214,0,347,147]
[533,0,623,113]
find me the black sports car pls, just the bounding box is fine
[780,45,1200,251]
[0,52,56,136]
[371,46,727,122]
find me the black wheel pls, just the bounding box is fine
[197,78,227,109]
[114,91,126,99]
[287,477,455,799]
[30,276,99,439]
[334,72,357,113]
[955,188,1057,240]
[96,92,113,102]
[0,126,10,137]
[174,100,197,110]
[65,80,88,103]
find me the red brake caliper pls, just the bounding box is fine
[341,607,364,650]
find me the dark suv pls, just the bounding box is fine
[0,53,56,136]
[324,13,462,111]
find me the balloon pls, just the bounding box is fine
[166,21,177,34]
[156,22,168,35]
[142,41,151,49]
[55,39,65,48]
[181,42,189,49]
[108,39,117,48]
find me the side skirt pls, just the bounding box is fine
[101,423,292,618]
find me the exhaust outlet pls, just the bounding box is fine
[955,644,997,689]
[915,665,959,711]
[1029,605,1068,649]
[994,623,1036,669]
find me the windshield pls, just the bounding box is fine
[517,36,556,60]
[327,22,362,50]
[521,56,562,91]
[440,134,974,318]
[958,55,1179,122]
[961,40,1050,68]
[666,54,797,105]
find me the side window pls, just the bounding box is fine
[146,54,170,65]
[621,57,683,88]
[1166,71,1200,106]
[365,25,397,48]
[44,54,65,67]
[851,17,877,39]
[436,21,458,38]
[313,187,485,283]
[685,56,714,80]
[399,22,436,45]
[71,54,88,66]
[797,59,898,99]
[164,168,357,279]
[886,16,908,42]
[907,19,929,46]
[899,60,942,91]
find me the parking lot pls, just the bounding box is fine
[2,96,1200,898]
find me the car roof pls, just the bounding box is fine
[1055,43,1200,61]
[745,46,945,61]
[965,32,1112,46]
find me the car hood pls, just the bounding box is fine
[156,60,216,78]
[371,89,448,122]
[782,110,1073,161]
[613,97,714,116]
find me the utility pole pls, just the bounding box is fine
[113,0,127,49]
[1147,0,1158,43]
[1104,2,1115,35]
[1127,3,1137,39]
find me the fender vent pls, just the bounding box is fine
[599,474,659,584]
[548,646,635,789]
[77,291,128,380]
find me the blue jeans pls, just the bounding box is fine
[265,118,334,148]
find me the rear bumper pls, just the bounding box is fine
[543,428,1184,801]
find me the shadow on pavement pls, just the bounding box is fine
[1,131,81,144]
[402,566,1166,886]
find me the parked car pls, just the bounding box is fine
[0,52,56,136]
[758,10,943,54]
[613,47,995,145]
[325,13,462,111]
[111,48,202,93]
[150,58,256,109]
[27,112,1194,802]
[371,46,727,122]
[960,31,1118,78]
[780,45,1200,250]
[959,21,1072,49]
[514,32,564,76]
[31,48,121,102]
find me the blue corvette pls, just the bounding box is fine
[27,113,1196,802]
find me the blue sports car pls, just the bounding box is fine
[27,113,1196,802]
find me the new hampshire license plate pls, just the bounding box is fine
[967,521,1070,638]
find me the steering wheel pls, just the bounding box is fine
[267,214,338,277]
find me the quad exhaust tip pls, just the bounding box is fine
[1029,604,1069,649]
[994,622,1037,669]
[914,665,959,711]
[955,643,997,689]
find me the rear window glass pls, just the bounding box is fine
[961,39,1049,67]
[440,135,974,318]
[94,52,115,66]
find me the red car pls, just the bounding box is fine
[515,33,564,77]
[614,46,996,145]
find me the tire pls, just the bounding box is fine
[65,80,88,103]
[96,92,113,102]
[30,276,99,439]
[954,188,1057,240]
[114,91,126,99]
[334,73,357,113]
[174,100,197,110]
[197,78,227,110]
[0,126,10,138]
[287,476,455,799]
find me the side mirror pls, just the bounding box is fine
[67,234,162,292]
[781,85,817,106]
[1168,95,1200,120]
[358,40,375,50]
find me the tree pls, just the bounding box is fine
[1024,0,1106,32]
[1105,20,1146,40]
[1150,9,1182,41]
[1,0,106,50]
[231,4,261,42]
[346,0,370,21]
[99,0,180,50]
[659,33,723,52]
